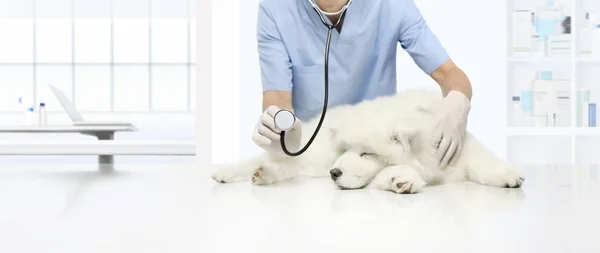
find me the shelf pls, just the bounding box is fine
[507,57,572,63]
[507,135,572,165]
[507,127,600,136]
[508,57,600,63]
[507,58,600,64]
[576,58,600,63]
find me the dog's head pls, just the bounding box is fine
[328,114,437,190]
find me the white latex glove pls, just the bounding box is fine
[252,105,303,157]
[432,90,471,168]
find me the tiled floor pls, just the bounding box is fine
[1,164,599,253]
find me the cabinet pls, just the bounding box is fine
[506,0,600,165]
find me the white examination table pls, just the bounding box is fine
[0,125,195,170]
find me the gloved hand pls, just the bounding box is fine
[252,105,303,157]
[431,90,471,168]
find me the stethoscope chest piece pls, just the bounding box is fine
[274,109,296,131]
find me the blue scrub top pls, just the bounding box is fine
[257,0,450,121]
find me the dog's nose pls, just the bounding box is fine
[330,168,342,180]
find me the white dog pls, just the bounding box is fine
[211,89,524,194]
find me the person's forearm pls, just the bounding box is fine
[262,90,294,112]
[431,60,472,101]
[439,66,472,101]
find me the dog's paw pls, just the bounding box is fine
[499,169,525,188]
[211,168,232,183]
[251,167,274,185]
[211,173,230,184]
[391,176,426,194]
[211,165,245,183]
[478,166,525,188]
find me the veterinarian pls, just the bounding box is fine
[252,0,473,168]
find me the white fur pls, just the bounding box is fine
[212,89,525,194]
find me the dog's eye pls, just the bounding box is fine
[360,152,374,157]
[391,135,402,145]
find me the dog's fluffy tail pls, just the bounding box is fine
[211,154,265,183]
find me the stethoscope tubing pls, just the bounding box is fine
[307,0,353,18]
[279,2,349,156]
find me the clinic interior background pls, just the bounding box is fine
[0,0,196,165]
[212,0,600,167]
[211,0,508,164]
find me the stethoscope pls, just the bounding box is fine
[273,0,353,156]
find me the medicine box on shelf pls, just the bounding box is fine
[509,2,573,58]
[576,2,600,58]
[508,64,572,128]
[576,62,600,127]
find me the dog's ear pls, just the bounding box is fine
[329,127,342,146]
[391,126,422,153]
[329,127,339,139]
[329,127,346,153]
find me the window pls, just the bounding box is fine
[0,0,196,113]
[0,66,34,111]
[35,18,73,63]
[151,19,188,63]
[0,20,34,63]
[74,66,111,111]
[151,66,188,111]
[0,0,34,63]
[35,66,73,112]
[113,66,150,112]
[113,19,150,63]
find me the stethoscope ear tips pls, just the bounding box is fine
[274,109,296,131]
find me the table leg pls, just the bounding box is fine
[99,155,114,171]
[95,132,115,172]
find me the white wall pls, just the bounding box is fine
[211,0,241,164]
[211,0,508,164]
[197,0,212,167]
[396,0,507,160]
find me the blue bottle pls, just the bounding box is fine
[589,103,596,127]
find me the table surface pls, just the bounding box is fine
[0,140,196,155]
[0,164,598,253]
[0,125,137,132]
